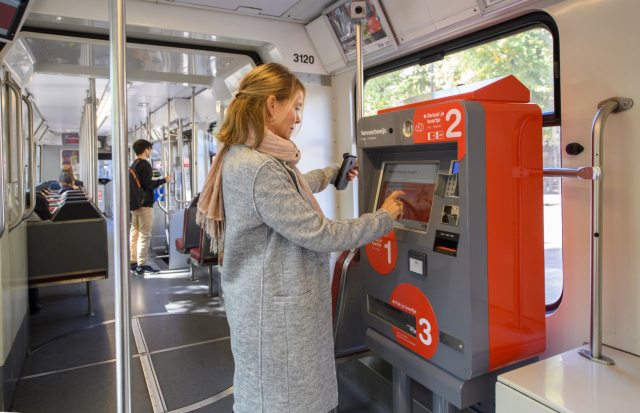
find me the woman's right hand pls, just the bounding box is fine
[380,191,406,221]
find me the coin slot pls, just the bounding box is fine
[440,205,459,226]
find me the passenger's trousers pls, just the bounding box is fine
[130,207,155,266]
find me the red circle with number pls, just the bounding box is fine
[390,283,439,360]
[365,230,397,274]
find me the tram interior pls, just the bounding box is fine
[0,0,639,412]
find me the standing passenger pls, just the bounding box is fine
[197,63,404,413]
[129,139,173,274]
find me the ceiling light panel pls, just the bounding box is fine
[171,0,299,17]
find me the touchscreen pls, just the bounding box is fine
[377,163,439,232]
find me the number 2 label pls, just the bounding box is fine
[446,108,462,138]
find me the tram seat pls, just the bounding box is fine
[189,228,222,305]
[26,209,108,316]
[175,194,200,254]
[51,200,102,222]
[331,248,371,362]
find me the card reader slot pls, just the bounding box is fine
[433,230,459,257]
[368,295,416,337]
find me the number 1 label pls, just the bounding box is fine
[365,230,397,274]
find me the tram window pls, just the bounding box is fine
[364,20,563,310]
[364,27,554,117]
[543,126,563,308]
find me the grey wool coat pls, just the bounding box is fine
[221,145,393,413]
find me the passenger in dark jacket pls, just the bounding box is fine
[25,192,52,221]
[49,165,83,190]
[58,173,75,195]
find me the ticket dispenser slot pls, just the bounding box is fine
[433,230,459,256]
[368,295,417,337]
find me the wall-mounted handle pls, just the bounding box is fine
[538,97,633,365]
[22,95,36,220]
[543,166,601,180]
[2,79,25,232]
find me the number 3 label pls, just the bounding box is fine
[390,284,439,360]
[419,318,432,345]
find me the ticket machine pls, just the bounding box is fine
[357,75,546,410]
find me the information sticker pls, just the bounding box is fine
[390,283,439,360]
[365,230,397,274]
[412,101,467,162]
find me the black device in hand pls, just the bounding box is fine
[334,153,357,190]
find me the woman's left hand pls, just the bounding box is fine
[347,160,358,181]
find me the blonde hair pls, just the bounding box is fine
[217,63,306,147]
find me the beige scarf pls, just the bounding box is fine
[196,128,325,260]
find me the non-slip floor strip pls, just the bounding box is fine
[133,318,168,413]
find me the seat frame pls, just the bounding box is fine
[190,228,223,307]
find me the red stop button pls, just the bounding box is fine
[365,230,397,274]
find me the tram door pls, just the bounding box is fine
[149,119,196,269]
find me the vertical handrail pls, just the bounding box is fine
[191,86,198,194]
[3,79,25,231]
[22,96,35,220]
[0,77,5,239]
[90,78,99,204]
[355,20,364,124]
[156,125,168,216]
[175,118,189,204]
[577,96,633,366]
[109,0,134,411]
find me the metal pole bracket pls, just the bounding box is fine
[598,97,633,112]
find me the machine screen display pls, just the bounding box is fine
[377,163,439,232]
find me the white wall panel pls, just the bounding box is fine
[541,0,640,358]
[295,83,337,220]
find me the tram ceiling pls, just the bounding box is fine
[3,33,254,89]
[150,0,338,22]
[24,74,208,135]
[2,32,255,136]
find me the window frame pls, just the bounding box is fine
[362,12,563,312]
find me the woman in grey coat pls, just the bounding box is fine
[197,63,404,413]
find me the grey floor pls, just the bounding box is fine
[12,218,389,413]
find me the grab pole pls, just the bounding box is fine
[3,77,24,231]
[0,74,5,239]
[109,0,134,411]
[542,97,633,366]
[22,96,35,220]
